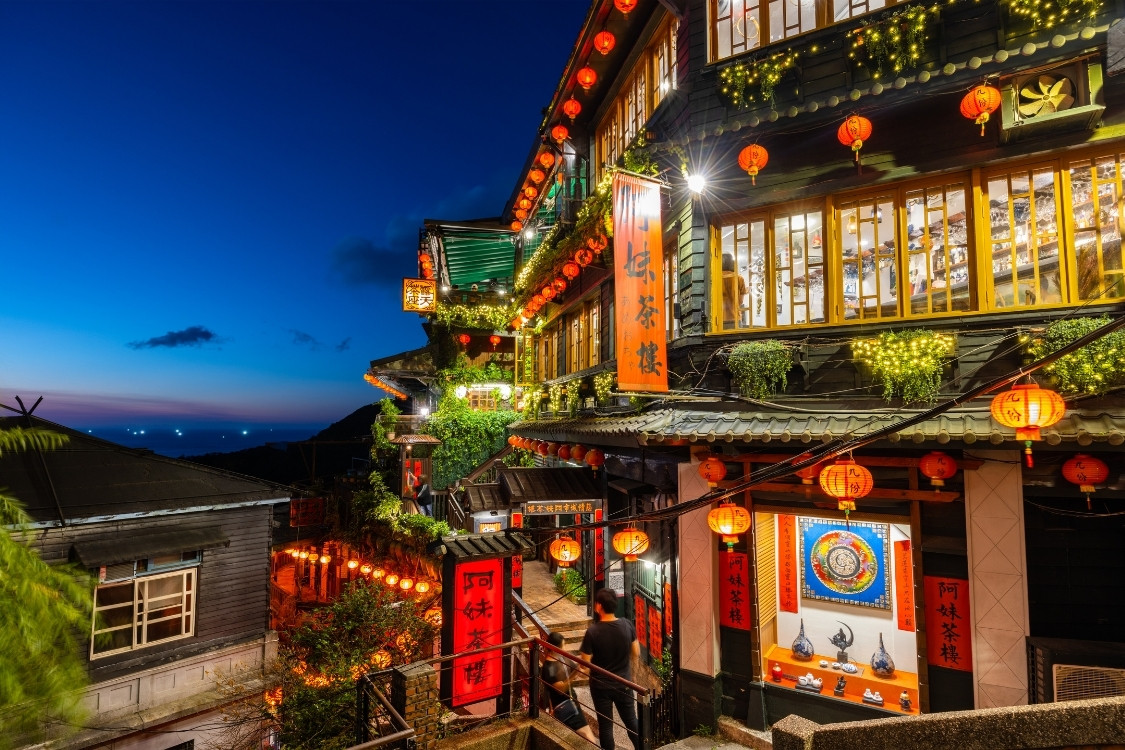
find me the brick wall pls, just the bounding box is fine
[391,662,440,750]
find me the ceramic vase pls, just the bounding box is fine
[791,619,815,661]
[870,632,896,677]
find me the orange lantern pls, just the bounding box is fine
[542,285,556,301]
[612,526,650,562]
[421,267,434,279]
[522,305,534,318]
[562,260,580,279]
[524,185,538,199]
[347,559,359,570]
[538,151,556,169]
[511,317,524,330]
[571,444,587,461]
[532,293,546,307]
[398,577,414,591]
[489,334,502,349]
[508,435,519,446]
[550,535,581,567]
[698,456,727,488]
[515,209,528,221]
[457,333,471,347]
[585,448,605,472]
[518,197,533,210]
[594,30,616,55]
[793,452,824,485]
[414,580,431,594]
[990,383,1066,467]
[551,123,569,143]
[384,573,400,587]
[511,220,523,232]
[737,144,769,185]
[919,451,958,488]
[360,563,373,575]
[707,501,751,549]
[576,66,597,90]
[529,168,546,185]
[587,234,608,253]
[547,442,560,456]
[372,567,386,579]
[960,84,1002,136]
[536,441,549,456]
[614,0,638,14]
[575,248,594,267]
[552,277,567,293]
[562,97,582,120]
[1062,454,1110,508]
[557,444,572,461]
[818,459,874,518]
[837,115,873,163]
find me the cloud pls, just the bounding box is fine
[330,237,412,288]
[335,337,351,352]
[289,330,323,350]
[128,326,218,349]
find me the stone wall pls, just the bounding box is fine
[392,662,441,750]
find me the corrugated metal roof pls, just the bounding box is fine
[498,467,601,503]
[509,407,1125,447]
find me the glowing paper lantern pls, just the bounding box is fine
[960,84,1002,136]
[562,260,580,279]
[511,220,523,232]
[1062,454,1110,508]
[818,459,874,517]
[489,334,502,349]
[515,209,528,221]
[562,97,582,120]
[837,115,873,163]
[384,573,400,587]
[698,456,727,487]
[594,30,616,55]
[576,66,597,90]
[918,451,957,488]
[524,185,539,199]
[737,144,769,185]
[372,567,386,579]
[518,197,533,210]
[360,563,372,575]
[585,448,605,472]
[550,535,581,567]
[587,234,608,253]
[551,124,569,143]
[547,442,560,456]
[614,0,638,14]
[612,526,650,562]
[347,559,359,570]
[557,444,572,461]
[398,577,414,591]
[707,501,751,549]
[575,248,594,267]
[414,580,431,594]
[529,168,546,184]
[542,285,556,301]
[539,151,556,169]
[536,440,549,456]
[571,444,587,462]
[990,383,1066,467]
[458,333,471,347]
[552,277,567,293]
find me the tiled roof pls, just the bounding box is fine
[388,433,442,445]
[432,530,535,560]
[498,467,601,504]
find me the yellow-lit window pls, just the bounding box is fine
[710,0,895,62]
[665,244,680,341]
[589,300,601,366]
[653,20,678,108]
[985,166,1064,309]
[1068,153,1125,301]
[569,313,582,372]
[904,181,973,315]
[838,195,899,321]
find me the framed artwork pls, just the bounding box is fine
[799,517,891,610]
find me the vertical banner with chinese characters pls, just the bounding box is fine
[924,576,972,672]
[664,581,673,636]
[634,594,648,648]
[594,509,605,582]
[612,172,668,393]
[777,514,798,613]
[510,513,523,591]
[719,551,752,630]
[451,558,505,706]
[894,540,916,631]
[648,605,663,659]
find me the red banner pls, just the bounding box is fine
[451,558,505,705]
[719,551,751,630]
[612,172,667,393]
[777,514,798,613]
[290,497,325,527]
[634,594,647,647]
[510,513,523,589]
[648,605,663,659]
[924,576,972,672]
[594,509,605,582]
[663,581,673,636]
[894,540,915,631]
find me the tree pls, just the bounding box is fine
[0,427,94,746]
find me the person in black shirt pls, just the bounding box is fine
[542,631,596,742]
[579,588,640,750]
[416,481,433,517]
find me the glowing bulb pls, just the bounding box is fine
[347,559,359,570]
[319,555,331,564]
[686,174,706,194]
[524,229,534,240]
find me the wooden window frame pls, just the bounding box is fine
[92,567,196,659]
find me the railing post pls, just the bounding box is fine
[638,693,653,750]
[356,676,369,744]
[529,639,541,720]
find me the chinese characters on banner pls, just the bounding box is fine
[510,514,523,590]
[612,172,668,393]
[523,501,597,515]
[648,605,663,659]
[664,581,673,635]
[402,278,437,313]
[594,509,605,582]
[894,540,915,631]
[451,559,505,706]
[719,551,752,630]
[924,576,972,672]
[634,594,648,648]
[777,515,798,613]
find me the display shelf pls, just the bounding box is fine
[765,644,918,714]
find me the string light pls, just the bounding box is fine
[717,49,800,109]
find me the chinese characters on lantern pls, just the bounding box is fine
[777,514,798,613]
[402,278,437,313]
[613,173,668,392]
[894,540,915,631]
[924,576,972,672]
[719,551,752,630]
[451,559,505,706]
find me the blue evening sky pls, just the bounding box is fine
[0,0,587,431]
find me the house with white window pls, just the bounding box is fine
[2,415,289,750]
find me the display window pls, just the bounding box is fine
[752,510,920,713]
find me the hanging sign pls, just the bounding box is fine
[523,500,597,515]
[511,513,523,590]
[451,558,505,705]
[719,550,751,630]
[648,604,663,659]
[664,581,673,636]
[612,172,668,392]
[777,514,798,613]
[402,278,437,313]
[634,594,648,647]
[894,540,916,631]
[594,508,605,582]
[924,575,972,672]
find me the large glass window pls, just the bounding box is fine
[904,182,971,315]
[665,244,681,341]
[92,568,196,658]
[838,195,899,321]
[588,299,602,367]
[986,166,1063,309]
[1069,154,1125,301]
[711,0,892,61]
[775,209,826,325]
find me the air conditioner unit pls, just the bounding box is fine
[1054,664,1125,702]
[1000,58,1105,143]
[1027,637,1125,704]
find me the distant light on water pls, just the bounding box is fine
[242,430,248,435]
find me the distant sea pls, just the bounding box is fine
[84,425,321,458]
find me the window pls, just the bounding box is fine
[904,181,971,315]
[569,312,582,373]
[588,299,601,366]
[1068,153,1125,301]
[92,568,196,658]
[665,244,680,341]
[838,194,898,321]
[711,0,892,61]
[985,166,1063,309]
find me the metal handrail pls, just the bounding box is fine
[354,671,414,749]
[512,592,552,639]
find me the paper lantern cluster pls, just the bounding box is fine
[284,547,438,599]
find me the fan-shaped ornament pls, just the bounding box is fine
[1018,75,1074,118]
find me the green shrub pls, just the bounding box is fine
[726,340,793,399]
[1027,315,1125,395]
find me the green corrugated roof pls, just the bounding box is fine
[427,220,516,289]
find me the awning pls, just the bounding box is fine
[462,483,507,513]
[431,530,535,561]
[389,434,442,446]
[498,467,601,504]
[364,372,408,400]
[73,527,230,567]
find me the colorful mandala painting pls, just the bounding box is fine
[800,518,891,610]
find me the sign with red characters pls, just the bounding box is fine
[647,604,662,659]
[719,551,752,630]
[894,540,915,631]
[924,576,972,672]
[777,514,798,613]
[634,594,647,648]
[451,558,505,706]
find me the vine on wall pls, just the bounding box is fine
[845,3,937,79]
[1025,315,1125,395]
[852,329,955,404]
[717,49,801,109]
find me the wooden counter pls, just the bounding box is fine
[765,644,918,714]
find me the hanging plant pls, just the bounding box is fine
[852,329,955,404]
[622,130,661,176]
[1025,315,1125,395]
[549,383,564,414]
[726,340,793,399]
[594,371,616,405]
[717,49,800,109]
[845,3,937,79]
[1001,0,1102,27]
[522,388,543,420]
[566,384,582,416]
[435,303,513,330]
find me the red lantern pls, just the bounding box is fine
[511,317,523,330]
[550,535,581,567]
[594,30,616,55]
[793,452,824,485]
[575,248,594,267]
[614,0,638,14]
[529,168,546,184]
[707,501,751,549]
[737,144,769,185]
[489,334,502,349]
[571,444,587,462]
[524,185,538,199]
[457,333,471,347]
[515,209,528,221]
[960,84,1002,136]
[522,305,534,318]
[1062,454,1110,508]
[547,442,560,456]
[818,459,874,517]
[536,441,549,456]
[551,124,569,143]
[585,448,605,472]
[511,220,523,232]
[562,260,580,279]
[518,197,532,210]
[542,285,556,301]
[837,115,873,163]
[587,234,608,252]
[576,66,597,90]
[539,151,556,169]
[421,267,434,279]
[532,293,546,308]
[990,383,1066,467]
[698,456,727,488]
[562,97,582,120]
[919,451,958,488]
[557,444,572,461]
[612,526,650,562]
[552,277,567,293]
